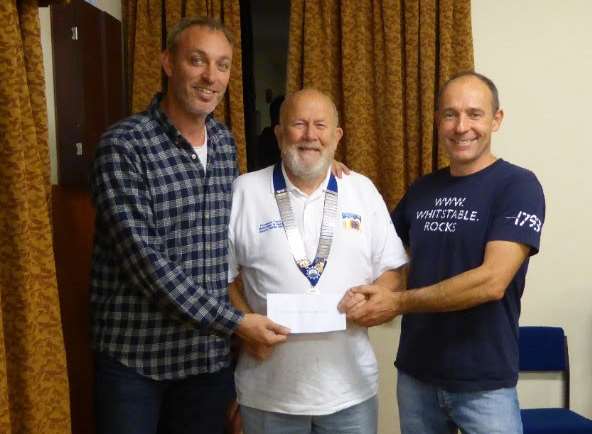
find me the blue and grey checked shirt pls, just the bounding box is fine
[90,93,244,380]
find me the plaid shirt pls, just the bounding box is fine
[90,93,243,380]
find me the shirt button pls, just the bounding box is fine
[191,154,197,160]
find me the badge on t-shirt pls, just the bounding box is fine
[342,212,361,231]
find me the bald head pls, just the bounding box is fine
[279,89,340,127]
[437,71,500,113]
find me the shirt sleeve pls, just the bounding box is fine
[487,172,545,255]
[391,192,411,248]
[369,183,408,280]
[91,136,243,336]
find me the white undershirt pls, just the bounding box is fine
[192,127,208,170]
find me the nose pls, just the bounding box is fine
[201,62,216,84]
[455,114,469,133]
[303,125,318,141]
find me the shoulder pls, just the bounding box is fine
[206,115,233,141]
[98,111,160,152]
[339,170,377,191]
[493,160,544,195]
[233,165,274,193]
[496,160,540,182]
[338,170,387,207]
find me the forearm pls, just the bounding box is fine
[399,263,503,313]
[228,278,253,313]
[117,235,244,334]
[373,269,404,292]
[93,147,242,335]
[399,241,531,313]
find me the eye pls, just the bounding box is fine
[442,111,456,119]
[218,62,231,72]
[191,56,205,66]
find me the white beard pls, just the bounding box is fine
[282,146,332,181]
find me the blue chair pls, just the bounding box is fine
[519,326,592,433]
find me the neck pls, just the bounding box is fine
[450,154,497,177]
[283,166,327,195]
[161,94,207,147]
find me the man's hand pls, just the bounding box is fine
[331,160,350,178]
[337,290,367,313]
[236,313,290,346]
[343,284,401,327]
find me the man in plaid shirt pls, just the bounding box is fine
[90,17,289,434]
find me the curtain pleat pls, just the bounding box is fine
[287,0,474,208]
[0,0,72,432]
[124,0,247,172]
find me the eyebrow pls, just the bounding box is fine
[188,49,231,61]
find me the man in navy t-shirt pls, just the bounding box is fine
[339,71,545,433]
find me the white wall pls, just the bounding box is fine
[472,0,592,419]
[372,2,592,432]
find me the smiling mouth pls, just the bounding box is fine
[453,138,477,146]
[194,86,218,97]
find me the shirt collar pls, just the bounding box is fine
[149,92,213,148]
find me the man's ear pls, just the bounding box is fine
[335,127,343,144]
[274,124,282,146]
[492,109,504,132]
[161,50,173,78]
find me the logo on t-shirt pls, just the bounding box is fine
[342,212,361,231]
[506,211,542,233]
[259,220,283,233]
[415,196,479,233]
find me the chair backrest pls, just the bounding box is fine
[518,326,570,408]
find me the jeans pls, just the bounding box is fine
[94,352,235,434]
[240,395,378,434]
[397,370,523,434]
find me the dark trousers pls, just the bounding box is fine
[94,352,235,434]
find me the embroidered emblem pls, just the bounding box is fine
[342,212,361,230]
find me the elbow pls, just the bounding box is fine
[488,285,506,301]
[485,274,509,302]
[482,266,509,302]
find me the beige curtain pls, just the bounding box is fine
[0,0,72,433]
[123,0,247,173]
[287,0,474,209]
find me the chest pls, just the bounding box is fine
[405,184,499,257]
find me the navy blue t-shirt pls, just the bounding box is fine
[392,159,545,392]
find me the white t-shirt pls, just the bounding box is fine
[192,127,208,170]
[228,165,407,415]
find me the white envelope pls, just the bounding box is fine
[266,292,346,334]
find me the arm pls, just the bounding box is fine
[229,279,290,359]
[91,137,242,335]
[397,240,530,312]
[347,240,530,325]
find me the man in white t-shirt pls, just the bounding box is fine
[227,88,407,434]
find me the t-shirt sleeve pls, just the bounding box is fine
[369,185,408,280]
[487,172,545,255]
[391,192,410,248]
